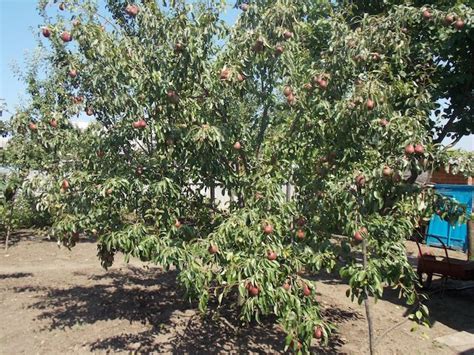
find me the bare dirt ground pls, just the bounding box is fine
[1,231,473,354]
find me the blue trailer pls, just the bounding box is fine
[425,184,474,251]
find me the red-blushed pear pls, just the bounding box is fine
[96,150,105,158]
[366,99,375,110]
[382,166,393,177]
[312,75,328,90]
[208,244,218,255]
[354,228,367,243]
[263,224,273,235]
[296,217,306,227]
[59,2,65,10]
[253,38,264,53]
[444,14,455,25]
[392,171,402,183]
[174,220,181,229]
[371,52,381,61]
[86,107,94,116]
[106,188,113,196]
[296,229,305,240]
[422,9,432,20]
[379,118,389,127]
[42,27,51,38]
[240,3,249,11]
[72,95,84,104]
[49,119,58,128]
[174,42,184,53]
[166,89,179,104]
[283,30,294,39]
[283,86,292,97]
[282,281,291,291]
[125,4,139,17]
[28,122,37,131]
[248,284,259,297]
[414,143,425,155]
[237,73,245,82]
[314,326,323,339]
[68,69,77,78]
[275,45,284,56]
[135,166,143,176]
[233,141,241,150]
[138,119,147,128]
[290,340,302,351]
[286,93,296,106]
[267,250,277,261]
[219,68,230,81]
[302,284,311,296]
[405,144,415,155]
[60,31,72,42]
[454,19,465,30]
[61,179,70,190]
[72,19,80,27]
[355,174,366,188]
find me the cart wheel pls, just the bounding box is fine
[418,271,433,289]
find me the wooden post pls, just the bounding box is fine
[363,239,375,355]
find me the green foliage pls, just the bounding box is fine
[5,0,473,351]
[340,0,474,144]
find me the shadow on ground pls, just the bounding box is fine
[314,264,474,338]
[0,272,33,279]
[1,229,97,250]
[1,230,41,249]
[14,266,355,353]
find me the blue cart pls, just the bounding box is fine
[425,184,473,251]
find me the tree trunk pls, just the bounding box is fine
[210,183,216,207]
[468,220,474,261]
[5,225,11,251]
[4,203,14,251]
[363,240,375,355]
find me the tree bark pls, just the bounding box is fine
[4,203,14,251]
[210,182,216,207]
[468,220,474,261]
[363,239,375,355]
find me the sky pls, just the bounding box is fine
[1,0,40,120]
[0,0,472,151]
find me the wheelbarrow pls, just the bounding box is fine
[416,235,474,289]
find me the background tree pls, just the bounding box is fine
[339,0,473,146]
